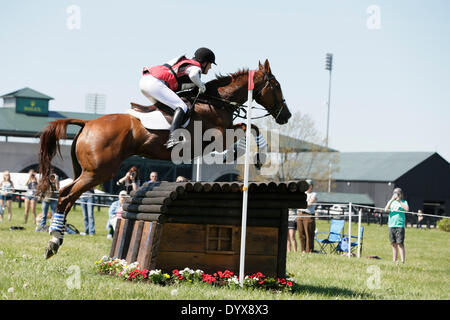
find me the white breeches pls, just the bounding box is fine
[139,75,188,113]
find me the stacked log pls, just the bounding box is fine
[123,180,308,227]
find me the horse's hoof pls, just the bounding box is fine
[44,241,59,259]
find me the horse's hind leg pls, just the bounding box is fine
[45,171,100,259]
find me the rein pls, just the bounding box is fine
[182,70,286,121]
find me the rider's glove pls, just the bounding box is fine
[199,83,207,94]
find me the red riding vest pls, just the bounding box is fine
[143,56,201,91]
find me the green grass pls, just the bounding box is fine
[0,202,449,300]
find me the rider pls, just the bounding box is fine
[140,47,217,149]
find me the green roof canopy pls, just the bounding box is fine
[0,107,100,138]
[1,87,54,100]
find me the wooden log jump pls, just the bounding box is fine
[110,180,309,278]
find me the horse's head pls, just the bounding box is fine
[254,59,292,124]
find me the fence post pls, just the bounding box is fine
[348,202,352,258]
[357,208,362,258]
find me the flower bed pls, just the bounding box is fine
[95,256,298,292]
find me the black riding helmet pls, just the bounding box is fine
[194,47,217,65]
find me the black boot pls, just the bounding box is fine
[165,107,185,149]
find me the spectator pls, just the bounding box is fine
[0,170,15,222]
[80,188,95,235]
[107,190,127,239]
[176,176,189,182]
[148,171,159,183]
[417,209,424,229]
[384,187,409,264]
[24,169,38,225]
[37,174,59,232]
[297,179,317,253]
[287,208,298,252]
[117,166,140,194]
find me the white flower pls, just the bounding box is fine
[149,269,161,276]
[171,289,178,296]
[7,287,14,293]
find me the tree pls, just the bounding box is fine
[235,110,338,192]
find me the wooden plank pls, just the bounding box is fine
[277,208,288,278]
[158,223,206,252]
[117,219,135,259]
[126,220,144,263]
[109,218,122,258]
[163,215,280,227]
[148,223,163,270]
[136,221,152,268]
[140,222,155,270]
[112,219,124,258]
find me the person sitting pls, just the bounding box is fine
[148,171,159,184]
[107,190,127,239]
[140,47,216,149]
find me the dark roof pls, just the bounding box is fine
[333,152,436,182]
[297,151,438,182]
[1,87,54,100]
[316,192,374,206]
[0,107,101,138]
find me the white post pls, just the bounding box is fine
[348,202,352,258]
[196,156,202,182]
[239,70,255,287]
[357,208,362,258]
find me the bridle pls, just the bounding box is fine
[252,72,286,121]
[196,70,287,121]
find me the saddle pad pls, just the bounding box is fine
[126,109,190,130]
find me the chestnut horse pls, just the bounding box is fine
[37,59,292,258]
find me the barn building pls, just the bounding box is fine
[331,152,450,219]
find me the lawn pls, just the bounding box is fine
[0,202,449,300]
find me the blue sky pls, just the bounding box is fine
[1,0,449,162]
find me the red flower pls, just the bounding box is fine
[258,280,265,285]
[287,281,293,287]
[178,275,183,280]
[172,269,179,276]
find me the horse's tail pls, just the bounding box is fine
[37,119,87,196]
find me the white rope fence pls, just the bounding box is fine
[293,202,448,259]
[3,191,124,208]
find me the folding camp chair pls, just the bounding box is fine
[336,226,364,255]
[314,219,345,254]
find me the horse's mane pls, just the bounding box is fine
[207,68,249,88]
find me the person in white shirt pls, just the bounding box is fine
[298,179,317,253]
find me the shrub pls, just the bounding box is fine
[437,219,450,232]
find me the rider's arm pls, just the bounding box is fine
[186,66,206,92]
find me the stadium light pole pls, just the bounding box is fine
[325,53,333,148]
[325,53,333,193]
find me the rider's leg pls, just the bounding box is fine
[139,75,188,148]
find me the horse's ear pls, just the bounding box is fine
[258,60,264,70]
[264,59,272,74]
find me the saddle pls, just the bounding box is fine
[128,97,193,130]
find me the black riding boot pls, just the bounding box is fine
[165,107,185,149]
